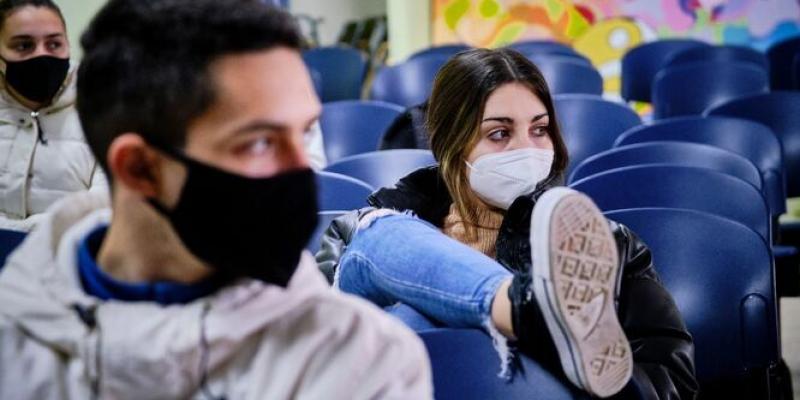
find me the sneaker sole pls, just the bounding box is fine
[531,188,632,398]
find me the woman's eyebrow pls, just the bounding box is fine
[10,33,65,41]
[531,113,549,122]
[9,34,34,41]
[482,112,548,124]
[481,117,513,123]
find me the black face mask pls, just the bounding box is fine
[3,55,69,104]
[150,150,319,287]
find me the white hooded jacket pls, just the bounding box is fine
[0,192,432,399]
[0,65,106,232]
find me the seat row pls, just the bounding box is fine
[303,40,604,106]
[316,92,800,300]
[621,37,800,116]
[318,92,800,198]
[303,36,800,114]
[308,145,785,399]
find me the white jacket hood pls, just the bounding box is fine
[0,192,431,399]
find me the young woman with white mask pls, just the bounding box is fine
[0,0,105,231]
[317,48,697,399]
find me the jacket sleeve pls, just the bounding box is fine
[347,319,434,400]
[352,336,433,400]
[378,102,430,151]
[611,221,699,400]
[297,298,434,400]
[0,316,81,399]
[378,109,419,150]
[315,209,369,284]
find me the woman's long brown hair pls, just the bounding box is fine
[426,48,568,237]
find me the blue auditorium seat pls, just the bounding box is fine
[526,52,592,66]
[324,149,436,189]
[766,36,800,90]
[308,67,323,99]
[706,93,800,296]
[527,55,603,95]
[369,55,450,108]
[614,116,786,217]
[705,92,800,198]
[652,61,768,119]
[553,94,641,175]
[665,44,769,71]
[605,208,778,398]
[507,40,582,59]
[408,44,471,61]
[569,142,762,191]
[419,328,589,399]
[621,39,709,102]
[571,165,770,242]
[320,100,405,163]
[0,229,26,271]
[794,53,800,90]
[613,116,797,297]
[315,171,374,211]
[302,47,367,102]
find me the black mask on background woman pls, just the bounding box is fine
[3,55,69,104]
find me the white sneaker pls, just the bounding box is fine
[531,187,632,398]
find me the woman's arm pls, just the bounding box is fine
[315,208,370,284]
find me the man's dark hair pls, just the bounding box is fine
[0,0,65,32]
[77,0,302,173]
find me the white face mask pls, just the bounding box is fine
[466,148,555,210]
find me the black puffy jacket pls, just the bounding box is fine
[316,166,698,400]
[378,102,430,150]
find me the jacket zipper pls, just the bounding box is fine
[72,304,102,399]
[30,111,48,145]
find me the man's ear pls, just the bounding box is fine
[106,133,163,198]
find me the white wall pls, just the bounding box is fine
[387,0,430,63]
[55,0,390,56]
[290,0,387,46]
[55,0,107,60]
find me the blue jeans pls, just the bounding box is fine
[337,213,512,332]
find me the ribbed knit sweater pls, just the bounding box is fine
[442,203,505,258]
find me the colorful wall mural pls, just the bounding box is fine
[432,0,800,94]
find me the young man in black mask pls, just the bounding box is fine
[0,0,432,398]
[0,0,105,231]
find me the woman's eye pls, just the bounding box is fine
[46,41,63,51]
[531,126,549,137]
[487,129,509,141]
[12,42,33,52]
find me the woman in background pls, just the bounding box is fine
[0,0,104,231]
[318,48,697,399]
